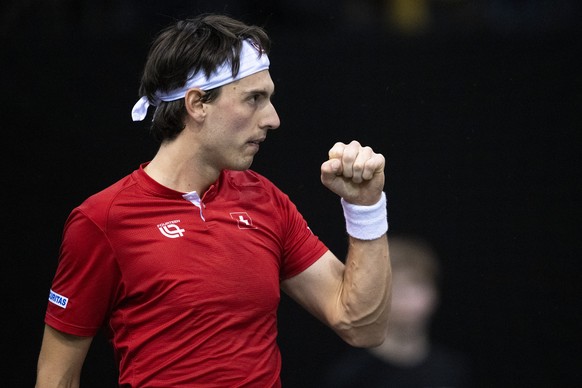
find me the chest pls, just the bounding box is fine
[108,197,284,312]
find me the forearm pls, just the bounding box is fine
[318,140,391,346]
[35,325,90,388]
[335,234,391,347]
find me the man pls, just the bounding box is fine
[36,14,391,387]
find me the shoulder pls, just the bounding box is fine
[222,169,287,200]
[74,172,138,224]
[321,348,380,388]
[428,343,473,382]
[83,173,136,206]
[430,343,470,365]
[223,169,276,188]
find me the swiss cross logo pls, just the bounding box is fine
[230,212,257,229]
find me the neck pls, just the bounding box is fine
[370,326,430,366]
[145,140,220,194]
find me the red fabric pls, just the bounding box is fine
[45,164,328,387]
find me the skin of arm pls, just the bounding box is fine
[281,140,391,348]
[35,325,93,388]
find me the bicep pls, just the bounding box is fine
[36,324,93,387]
[281,250,345,327]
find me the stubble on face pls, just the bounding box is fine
[201,72,276,172]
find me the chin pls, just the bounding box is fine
[229,160,254,171]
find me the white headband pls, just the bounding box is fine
[131,39,270,121]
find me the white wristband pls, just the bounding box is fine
[341,192,388,240]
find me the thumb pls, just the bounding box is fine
[320,159,342,185]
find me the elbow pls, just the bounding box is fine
[336,319,388,348]
[334,297,390,348]
[341,325,387,348]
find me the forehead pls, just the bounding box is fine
[224,70,274,93]
[393,268,434,286]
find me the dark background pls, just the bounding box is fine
[2,1,580,386]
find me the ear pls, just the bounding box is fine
[184,88,206,123]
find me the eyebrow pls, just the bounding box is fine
[245,88,275,99]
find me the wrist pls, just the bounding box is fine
[341,192,388,240]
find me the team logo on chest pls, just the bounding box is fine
[230,212,258,229]
[157,220,185,238]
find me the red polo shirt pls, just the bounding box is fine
[45,164,328,387]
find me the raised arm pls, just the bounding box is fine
[35,325,93,388]
[281,140,391,347]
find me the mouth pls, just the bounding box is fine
[247,137,266,148]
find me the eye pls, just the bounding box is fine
[246,91,273,106]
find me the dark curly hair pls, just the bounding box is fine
[138,14,271,143]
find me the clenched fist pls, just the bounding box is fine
[320,140,385,206]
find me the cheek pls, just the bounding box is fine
[390,286,437,321]
[214,102,253,129]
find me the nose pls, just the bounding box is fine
[261,101,280,130]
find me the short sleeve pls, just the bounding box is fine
[44,208,121,336]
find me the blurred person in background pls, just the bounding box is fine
[321,235,472,387]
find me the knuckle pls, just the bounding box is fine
[352,161,364,173]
